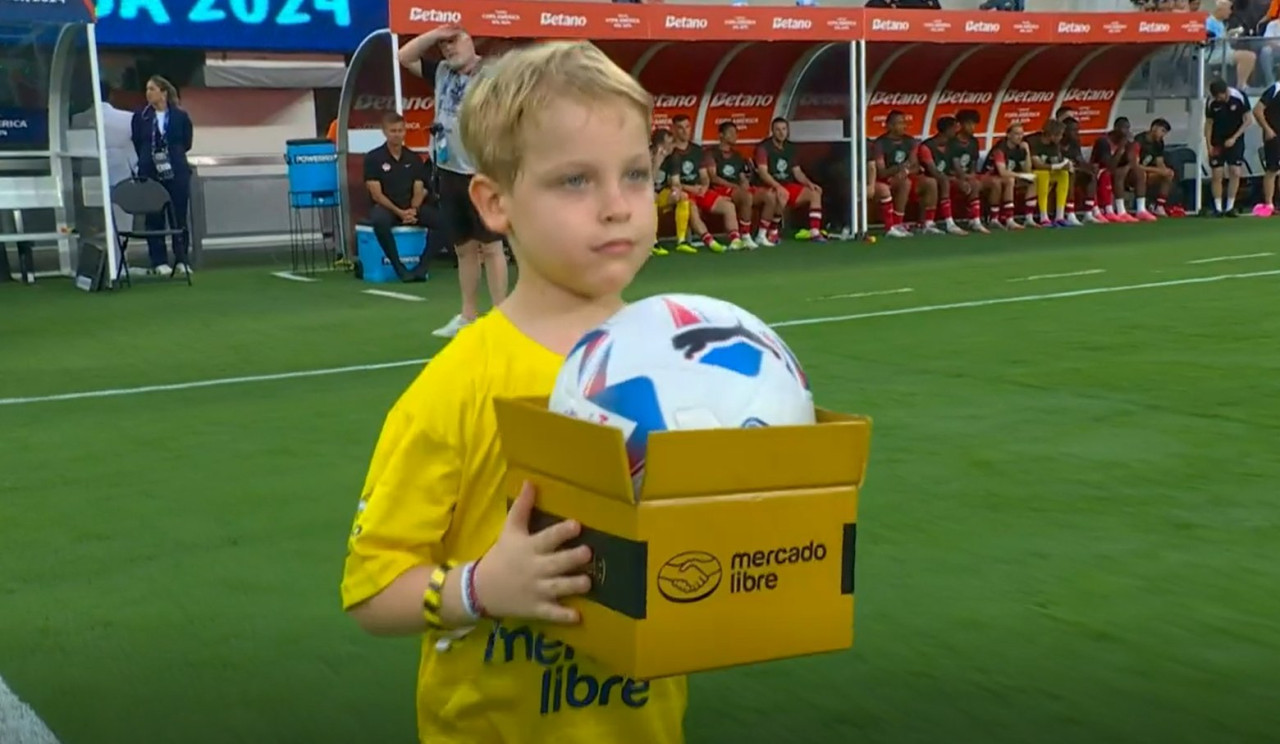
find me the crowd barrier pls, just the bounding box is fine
[334,2,1208,238]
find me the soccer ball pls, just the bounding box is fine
[549,293,815,493]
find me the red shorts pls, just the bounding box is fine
[779,182,807,207]
[878,175,919,202]
[695,185,734,213]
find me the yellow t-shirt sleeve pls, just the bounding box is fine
[340,380,466,610]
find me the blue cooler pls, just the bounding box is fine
[356,224,427,282]
[285,138,339,208]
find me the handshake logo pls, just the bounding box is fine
[656,551,723,602]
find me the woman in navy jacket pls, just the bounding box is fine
[131,75,194,275]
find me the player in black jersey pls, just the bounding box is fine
[1061,118,1103,223]
[1124,118,1174,219]
[875,110,940,237]
[950,109,993,233]
[705,121,772,249]
[981,124,1032,229]
[1205,79,1252,216]
[1089,118,1136,222]
[666,114,730,253]
[917,116,968,235]
[1254,81,1280,215]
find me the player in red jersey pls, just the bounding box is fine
[875,110,940,238]
[1090,117,1136,222]
[754,117,825,242]
[917,116,969,235]
[949,109,993,234]
[1125,118,1176,220]
[705,121,776,249]
[981,124,1032,230]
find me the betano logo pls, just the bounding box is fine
[773,17,812,30]
[541,12,586,27]
[1138,21,1171,33]
[484,624,650,715]
[710,92,775,107]
[964,20,1000,33]
[1058,21,1091,33]
[1062,88,1116,102]
[666,15,708,29]
[871,18,909,31]
[937,91,994,105]
[1002,90,1056,104]
[868,91,928,106]
[353,95,433,112]
[657,551,723,602]
[408,7,460,23]
[655,93,699,108]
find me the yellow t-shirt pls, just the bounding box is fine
[342,310,688,744]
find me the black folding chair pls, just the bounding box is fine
[111,178,192,287]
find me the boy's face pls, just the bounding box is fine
[473,97,654,300]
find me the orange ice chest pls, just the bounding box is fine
[494,396,872,679]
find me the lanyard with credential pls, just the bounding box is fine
[149,110,174,181]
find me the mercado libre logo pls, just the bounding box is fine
[657,551,723,603]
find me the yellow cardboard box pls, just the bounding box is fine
[494,396,871,680]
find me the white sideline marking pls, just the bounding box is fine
[1008,269,1105,283]
[271,271,319,283]
[363,289,425,302]
[0,359,430,406]
[811,287,914,301]
[4,268,1279,407]
[1187,252,1274,264]
[0,676,61,744]
[770,269,1280,329]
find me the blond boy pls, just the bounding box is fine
[341,40,687,743]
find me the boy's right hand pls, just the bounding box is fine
[473,482,593,624]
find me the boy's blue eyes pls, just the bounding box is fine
[559,169,651,188]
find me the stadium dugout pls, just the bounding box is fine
[1,0,118,286]
[332,1,1207,241]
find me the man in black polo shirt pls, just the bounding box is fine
[1204,78,1252,217]
[363,112,433,282]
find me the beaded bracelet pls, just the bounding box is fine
[422,561,456,630]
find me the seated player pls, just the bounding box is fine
[342,40,688,744]
[875,110,940,238]
[1205,79,1251,217]
[753,116,825,242]
[949,109,992,234]
[1253,79,1280,216]
[1027,120,1076,227]
[1061,117,1104,224]
[1127,118,1176,220]
[651,128,689,255]
[707,121,776,249]
[866,139,893,231]
[981,124,1032,230]
[1091,117,1136,222]
[918,116,968,235]
[666,114,727,253]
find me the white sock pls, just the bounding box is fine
[1114,199,1127,214]
[1136,197,1147,212]
[1226,195,1235,210]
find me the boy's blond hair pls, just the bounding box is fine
[459,41,653,188]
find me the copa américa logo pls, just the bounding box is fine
[484,623,650,716]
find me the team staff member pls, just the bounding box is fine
[399,24,508,339]
[1254,81,1280,216]
[130,75,193,276]
[364,112,434,282]
[1205,78,1252,217]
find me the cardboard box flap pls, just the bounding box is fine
[641,409,872,500]
[494,397,636,503]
